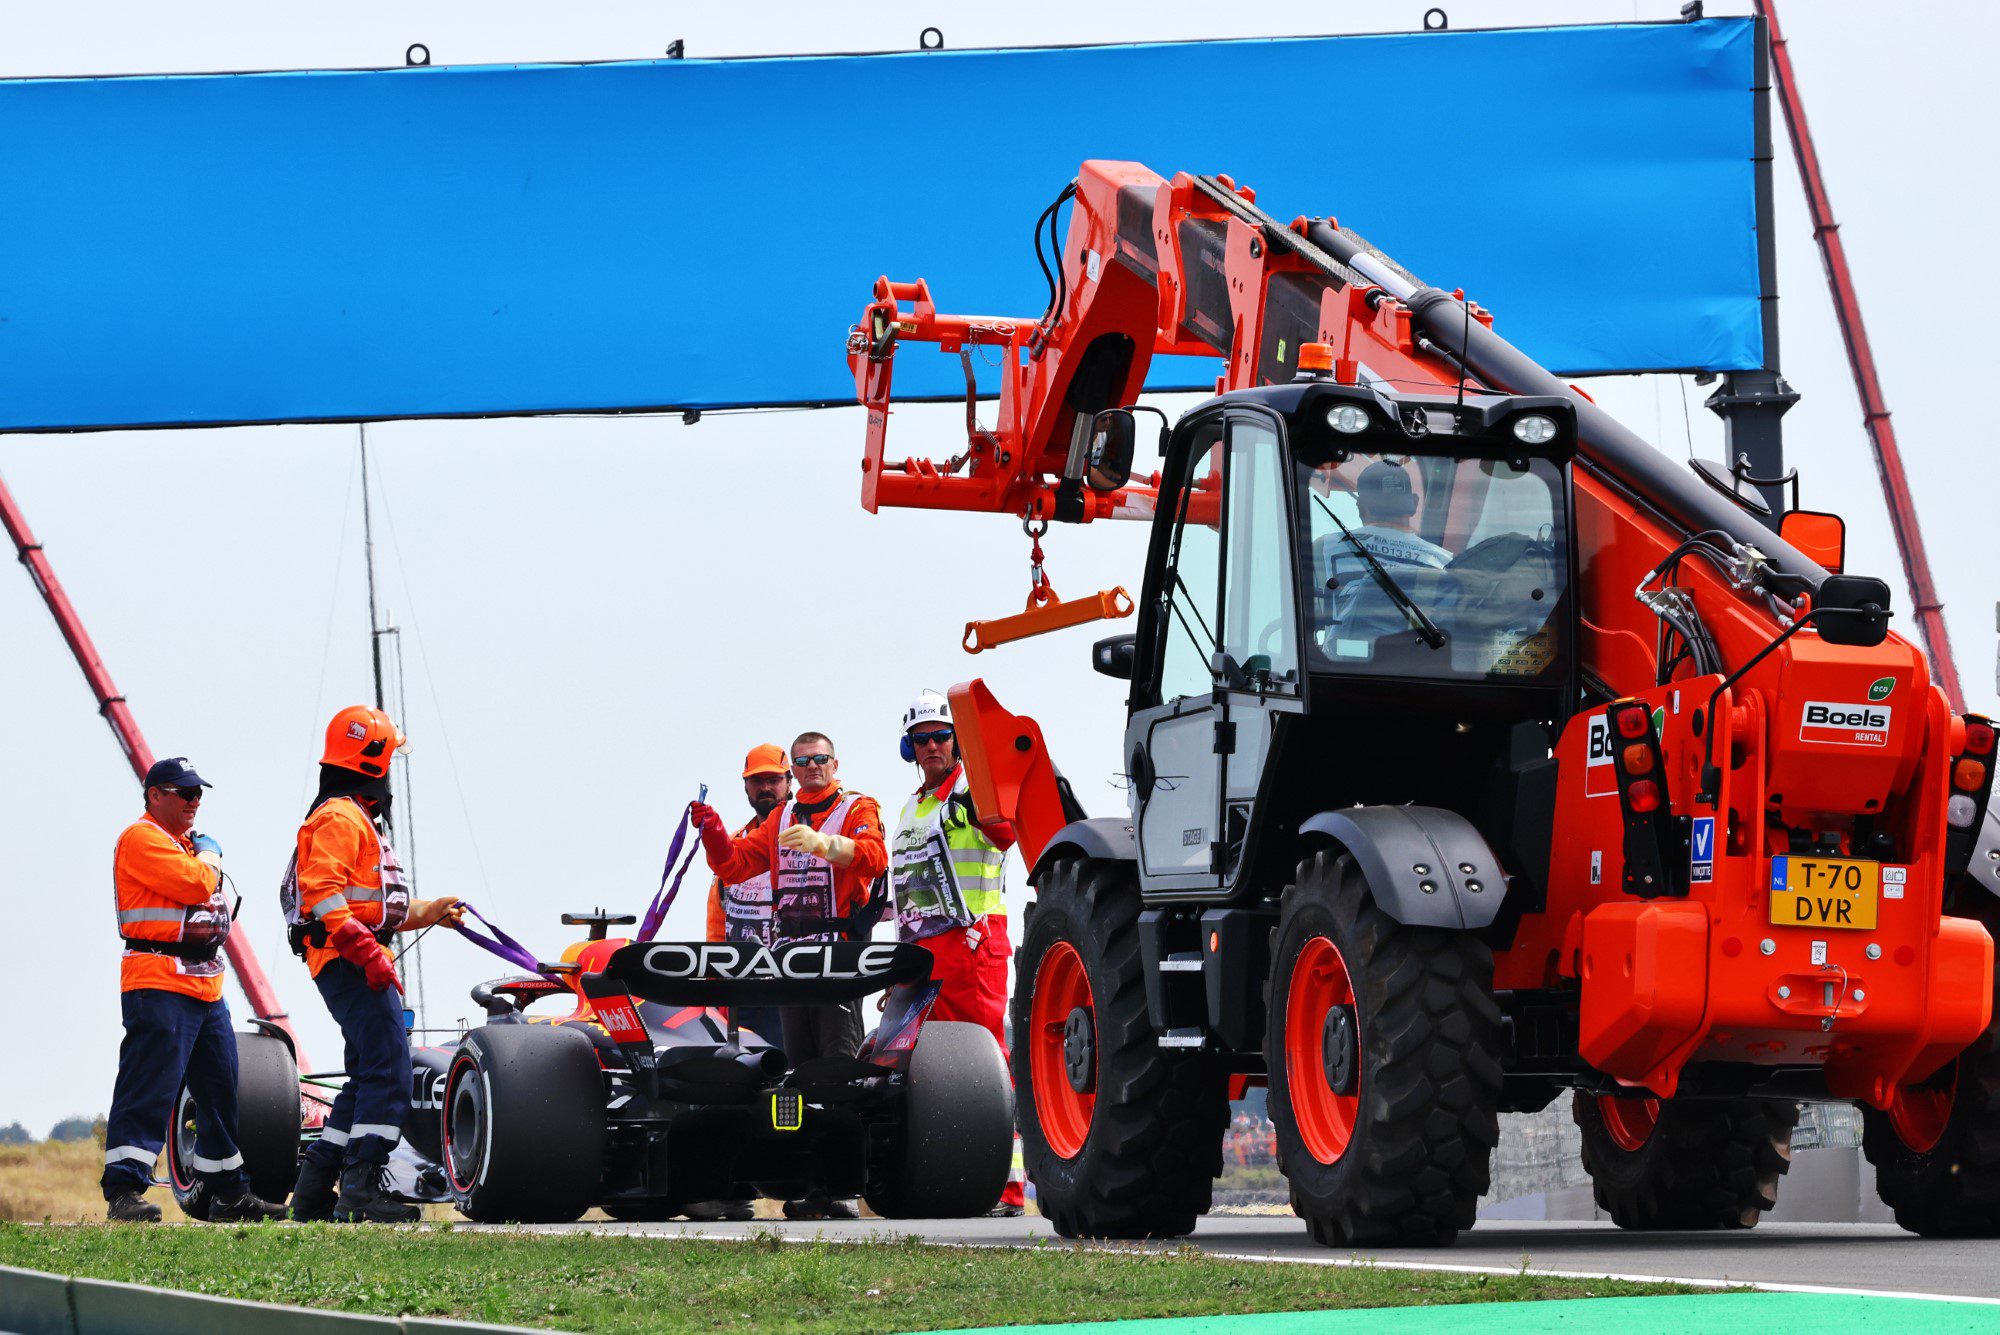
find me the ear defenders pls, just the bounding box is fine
[899,733,917,764]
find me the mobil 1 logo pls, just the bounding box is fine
[1800,700,1892,748]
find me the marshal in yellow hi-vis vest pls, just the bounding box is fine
[891,769,1006,940]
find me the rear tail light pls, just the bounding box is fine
[1946,714,1998,871]
[1605,699,1678,898]
[1628,779,1663,813]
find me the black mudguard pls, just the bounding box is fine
[1298,806,1506,930]
[1027,817,1136,886]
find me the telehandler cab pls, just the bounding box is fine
[849,162,2000,1247]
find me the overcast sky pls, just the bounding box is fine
[2,0,1990,1136]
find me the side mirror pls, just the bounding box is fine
[1814,573,1891,648]
[1780,509,1845,573]
[1087,410,1137,492]
[1690,457,1773,517]
[1093,632,1136,680]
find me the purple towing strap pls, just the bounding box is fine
[454,902,549,977]
[638,784,707,942]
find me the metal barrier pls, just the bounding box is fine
[0,1263,547,1334]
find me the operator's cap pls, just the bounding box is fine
[143,756,211,790]
[742,743,788,778]
[1357,460,1415,498]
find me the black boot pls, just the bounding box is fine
[105,1190,162,1223]
[332,1159,420,1224]
[209,1188,288,1223]
[290,1156,340,1222]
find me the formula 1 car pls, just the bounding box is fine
[170,911,1015,1223]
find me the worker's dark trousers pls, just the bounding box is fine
[303,959,409,1171]
[779,998,864,1064]
[101,988,248,1200]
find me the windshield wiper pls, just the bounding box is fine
[1313,494,1447,650]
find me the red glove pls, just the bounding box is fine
[328,918,402,993]
[691,802,733,868]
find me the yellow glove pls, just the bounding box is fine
[778,823,857,866]
[401,895,466,932]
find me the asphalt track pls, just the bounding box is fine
[509,1216,2000,1302]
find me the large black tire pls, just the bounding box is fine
[442,1024,607,1223]
[168,1030,302,1220]
[1574,1092,1798,1229]
[1265,851,1502,1247]
[1862,904,2000,1236]
[1012,856,1228,1239]
[865,1020,1014,1218]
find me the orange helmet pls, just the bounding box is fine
[322,705,406,777]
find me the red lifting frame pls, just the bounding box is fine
[1760,0,1965,712]
[1,470,305,1055]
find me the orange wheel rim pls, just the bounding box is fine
[1286,936,1360,1164]
[1597,1095,1661,1152]
[1030,940,1096,1159]
[1888,1062,1957,1153]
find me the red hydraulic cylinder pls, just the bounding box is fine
[1,469,305,1055]
[1759,0,1965,712]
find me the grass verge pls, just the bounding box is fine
[0,1141,189,1224]
[0,1223,1708,1333]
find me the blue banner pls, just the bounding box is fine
[0,19,1759,431]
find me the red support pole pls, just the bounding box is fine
[1758,0,1966,711]
[2,468,306,1056]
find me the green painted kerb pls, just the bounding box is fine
[912,1290,2000,1335]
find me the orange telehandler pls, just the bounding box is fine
[848,161,2000,1247]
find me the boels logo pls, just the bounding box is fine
[1800,700,1892,748]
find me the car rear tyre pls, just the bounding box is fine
[865,1020,1014,1218]
[1863,904,2000,1236]
[1013,855,1227,1239]
[1574,1092,1797,1229]
[442,1024,607,1223]
[1266,851,1502,1247]
[168,1030,301,1220]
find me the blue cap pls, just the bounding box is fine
[143,756,211,790]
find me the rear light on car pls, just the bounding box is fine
[1628,779,1662,813]
[1966,719,1996,756]
[1956,760,1988,793]
[1622,743,1654,776]
[770,1089,805,1133]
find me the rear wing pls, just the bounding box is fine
[595,940,932,1007]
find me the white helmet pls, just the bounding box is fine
[902,689,952,734]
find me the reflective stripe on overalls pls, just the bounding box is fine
[772,795,856,944]
[892,772,1005,940]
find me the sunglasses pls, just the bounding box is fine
[158,785,203,802]
[791,754,834,768]
[910,730,955,748]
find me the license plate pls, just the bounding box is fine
[1769,857,1878,930]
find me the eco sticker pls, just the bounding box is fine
[1868,677,1895,702]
